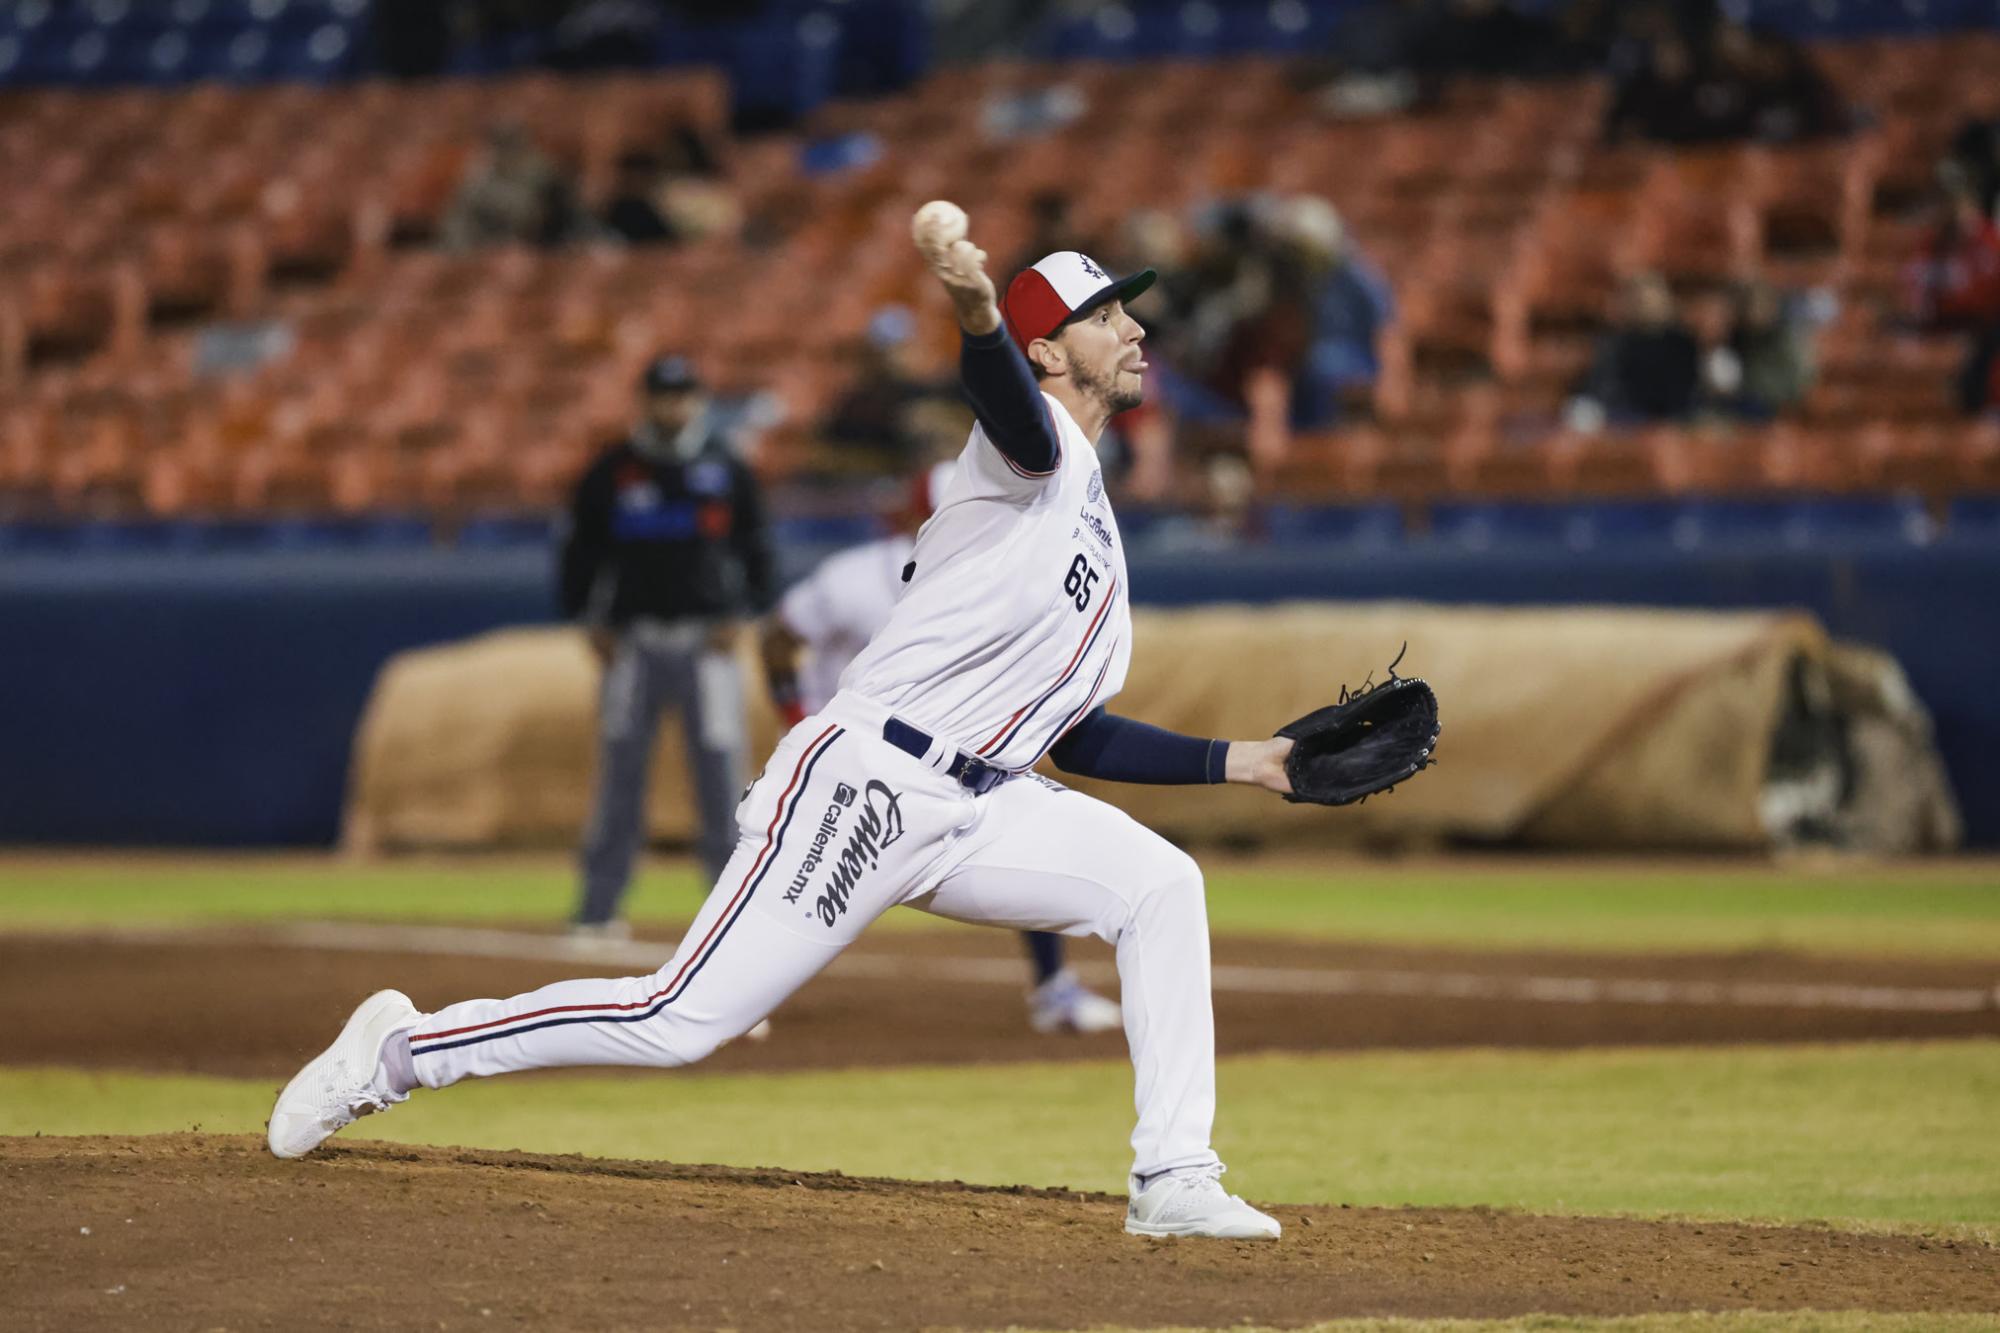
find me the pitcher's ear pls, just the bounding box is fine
[1028,336,1065,378]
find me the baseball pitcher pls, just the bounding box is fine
[269,204,1437,1238]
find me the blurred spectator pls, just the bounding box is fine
[1304,2,1428,119]
[1962,325,2000,416]
[1157,195,1390,443]
[1604,26,1708,143]
[1134,452,1262,554]
[371,0,451,78]
[1907,181,2000,330]
[1904,177,2000,413]
[544,0,662,70]
[659,177,742,243]
[1706,281,1816,420]
[1738,24,1848,144]
[1944,115,2000,217]
[1107,210,1196,327]
[1009,191,1081,280]
[1571,272,1702,426]
[643,122,726,183]
[1307,0,1603,119]
[601,155,678,246]
[1150,200,1290,428]
[1283,197,1395,429]
[822,306,953,465]
[1606,15,1846,145]
[980,82,1088,140]
[1101,400,1177,502]
[1410,0,1584,78]
[442,124,580,250]
[1099,211,1197,501]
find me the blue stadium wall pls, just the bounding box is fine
[0,538,1994,847]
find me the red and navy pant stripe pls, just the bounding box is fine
[406,725,845,1059]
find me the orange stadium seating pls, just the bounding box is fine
[2,34,1998,520]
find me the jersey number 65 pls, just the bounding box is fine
[1063,552,1099,612]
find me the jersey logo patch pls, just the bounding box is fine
[1087,468,1104,504]
[780,782,860,905]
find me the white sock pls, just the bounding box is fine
[374,1031,417,1095]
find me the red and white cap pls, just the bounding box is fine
[1000,251,1157,354]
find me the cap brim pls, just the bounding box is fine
[1072,268,1156,321]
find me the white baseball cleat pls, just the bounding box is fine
[1028,968,1122,1035]
[268,989,424,1160]
[1125,1166,1283,1240]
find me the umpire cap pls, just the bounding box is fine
[640,355,702,394]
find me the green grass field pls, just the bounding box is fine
[5,854,1997,1331]
[4,852,1998,957]
[1031,1320,2000,1332]
[1048,1312,2000,1320]
[8,1040,1996,1238]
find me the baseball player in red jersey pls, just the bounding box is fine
[270,202,1298,1240]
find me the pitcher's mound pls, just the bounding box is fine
[4,1136,1994,1331]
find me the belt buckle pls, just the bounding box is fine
[962,757,1005,796]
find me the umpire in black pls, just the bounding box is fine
[559,355,776,937]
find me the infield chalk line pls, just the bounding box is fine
[243,921,1999,1015]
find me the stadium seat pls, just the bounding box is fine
[1668,497,1797,548]
[1564,498,1684,546]
[1668,495,1932,550]
[2,26,1992,523]
[66,509,164,547]
[1430,497,1695,552]
[269,22,352,82]
[1043,5,1141,61]
[1787,495,1935,544]
[254,513,434,549]
[0,516,108,553]
[1260,502,1403,548]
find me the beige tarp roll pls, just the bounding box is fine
[342,603,1951,855]
[1053,603,1827,850]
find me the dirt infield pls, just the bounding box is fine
[4,1135,1995,1331]
[5,924,1998,1329]
[0,926,1994,1078]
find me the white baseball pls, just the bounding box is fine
[912,199,968,252]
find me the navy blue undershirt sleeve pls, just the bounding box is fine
[959,325,1061,476]
[1046,707,1230,785]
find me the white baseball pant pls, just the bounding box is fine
[407,690,1222,1182]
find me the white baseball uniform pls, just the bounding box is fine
[406,392,1222,1185]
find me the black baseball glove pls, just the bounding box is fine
[1277,644,1440,806]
